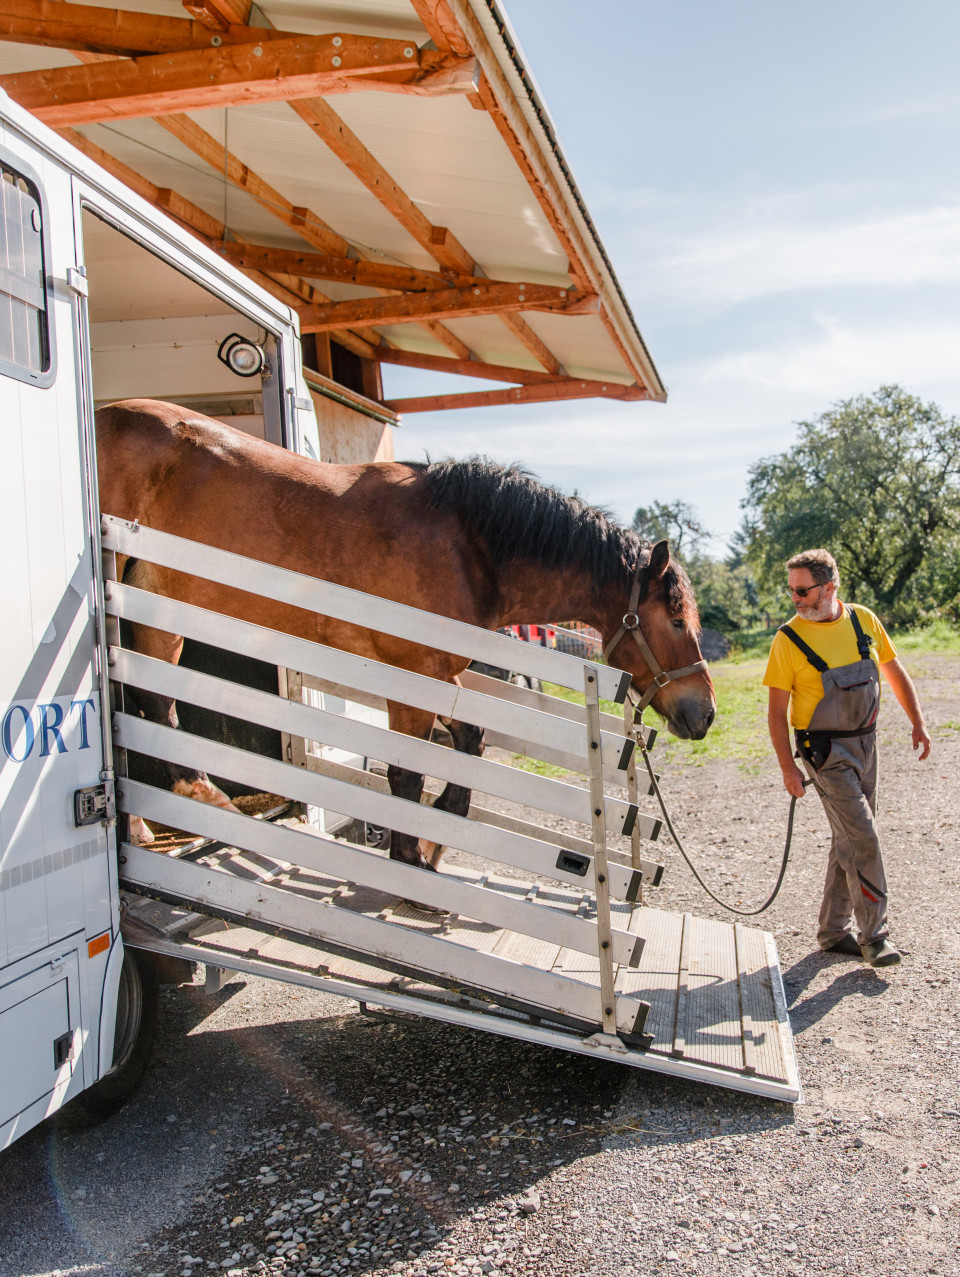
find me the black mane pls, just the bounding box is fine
[418,457,645,593]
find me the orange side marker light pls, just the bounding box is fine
[87,932,111,959]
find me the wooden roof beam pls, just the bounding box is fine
[290,97,476,277]
[182,0,252,32]
[297,282,597,333]
[58,126,379,359]
[289,97,569,373]
[211,241,481,292]
[155,114,351,258]
[0,0,297,57]
[408,0,472,56]
[376,347,566,385]
[1,35,474,126]
[385,380,648,413]
[151,116,468,360]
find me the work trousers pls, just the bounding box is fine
[799,735,889,949]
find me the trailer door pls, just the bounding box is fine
[0,139,115,1147]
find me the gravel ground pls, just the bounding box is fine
[2,655,959,1277]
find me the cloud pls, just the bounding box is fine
[615,193,960,312]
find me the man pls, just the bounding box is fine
[764,549,931,967]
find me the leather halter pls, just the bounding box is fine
[601,556,709,713]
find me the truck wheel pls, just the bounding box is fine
[56,948,159,1127]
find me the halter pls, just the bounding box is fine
[601,556,709,714]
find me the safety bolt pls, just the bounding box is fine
[594,808,601,817]
[332,55,341,66]
[605,1007,613,1017]
[587,674,594,683]
[601,941,609,950]
[211,34,222,45]
[404,46,415,58]
[591,740,598,750]
[253,45,262,56]
[598,874,606,884]
[333,35,343,46]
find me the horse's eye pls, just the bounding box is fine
[671,618,685,629]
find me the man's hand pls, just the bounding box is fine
[880,658,932,763]
[781,762,808,798]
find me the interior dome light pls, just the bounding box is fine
[217,332,265,378]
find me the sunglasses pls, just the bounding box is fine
[788,584,823,599]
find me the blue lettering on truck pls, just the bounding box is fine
[1,697,96,761]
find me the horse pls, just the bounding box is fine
[96,399,716,869]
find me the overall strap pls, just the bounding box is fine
[847,605,872,661]
[778,623,828,673]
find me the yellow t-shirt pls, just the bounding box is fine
[762,602,897,729]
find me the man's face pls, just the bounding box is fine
[787,568,836,621]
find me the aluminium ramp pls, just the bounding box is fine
[120,828,801,1103]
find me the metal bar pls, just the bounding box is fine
[285,753,663,883]
[112,647,641,835]
[100,516,630,702]
[113,715,643,901]
[584,664,617,1037]
[117,844,648,1034]
[458,668,655,745]
[121,927,801,1100]
[106,582,634,772]
[118,780,641,966]
[624,700,643,887]
[733,923,757,1076]
[672,912,692,1059]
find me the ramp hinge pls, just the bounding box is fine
[74,780,115,827]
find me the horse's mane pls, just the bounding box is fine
[414,456,696,618]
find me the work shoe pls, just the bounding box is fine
[861,939,901,967]
[825,934,862,956]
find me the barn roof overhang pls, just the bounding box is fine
[0,0,666,412]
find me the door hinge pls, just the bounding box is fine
[74,780,115,827]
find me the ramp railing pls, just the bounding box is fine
[101,515,664,1042]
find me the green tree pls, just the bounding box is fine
[742,386,960,623]
[632,499,709,560]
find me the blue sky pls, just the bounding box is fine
[382,1,960,553]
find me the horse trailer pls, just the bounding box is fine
[0,91,800,1150]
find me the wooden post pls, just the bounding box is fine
[584,664,617,1038]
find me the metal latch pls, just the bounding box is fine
[66,265,88,297]
[74,781,115,827]
[53,1031,74,1069]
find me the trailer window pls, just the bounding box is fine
[0,163,50,382]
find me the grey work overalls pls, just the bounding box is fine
[780,607,889,949]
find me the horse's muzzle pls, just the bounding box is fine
[665,694,716,741]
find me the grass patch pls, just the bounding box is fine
[539,681,624,717]
[656,659,769,769]
[888,619,960,654]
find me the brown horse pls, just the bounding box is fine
[96,399,716,868]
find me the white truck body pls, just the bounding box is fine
[1,93,800,1151]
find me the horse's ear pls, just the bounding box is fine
[649,539,671,579]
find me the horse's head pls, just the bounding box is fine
[600,540,716,740]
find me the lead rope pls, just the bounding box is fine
[633,707,814,916]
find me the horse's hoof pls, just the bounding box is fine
[173,779,240,811]
[129,816,155,846]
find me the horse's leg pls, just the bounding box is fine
[385,704,436,870]
[121,563,238,819]
[418,717,484,869]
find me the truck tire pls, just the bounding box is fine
[56,948,159,1127]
